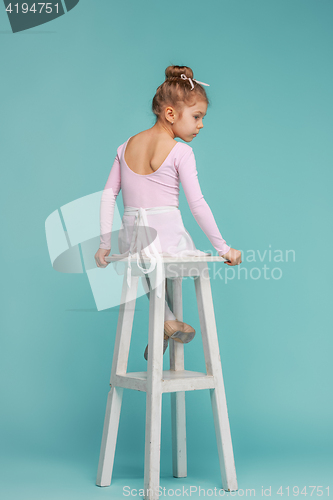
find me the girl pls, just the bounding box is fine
[94,65,242,360]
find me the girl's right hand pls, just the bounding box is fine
[95,248,111,268]
[221,248,242,266]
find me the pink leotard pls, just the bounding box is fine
[99,137,230,257]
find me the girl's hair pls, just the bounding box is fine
[152,65,210,121]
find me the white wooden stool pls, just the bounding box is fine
[96,256,238,499]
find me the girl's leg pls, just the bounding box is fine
[141,274,176,321]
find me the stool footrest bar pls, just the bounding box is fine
[114,370,215,393]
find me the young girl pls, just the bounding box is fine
[94,65,242,360]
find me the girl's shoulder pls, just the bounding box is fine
[116,138,128,158]
[175,141,193,156]
[174,142,195,172]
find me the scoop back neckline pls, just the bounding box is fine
[122,136,180,177]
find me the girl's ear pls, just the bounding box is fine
[164,106,175,124]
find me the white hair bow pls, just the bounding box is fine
[180,73,210,90]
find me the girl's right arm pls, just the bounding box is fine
[95,150,122,268]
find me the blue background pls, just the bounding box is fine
[1,1,332,499]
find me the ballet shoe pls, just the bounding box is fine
[164,319,196,344]
[144,333,169,361]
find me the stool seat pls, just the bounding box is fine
[96,256,238,500]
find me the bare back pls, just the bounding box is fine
[124,130,178,176]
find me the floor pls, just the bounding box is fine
[1,450,331,500]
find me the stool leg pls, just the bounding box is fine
[96,385,123,487]
[144,274,165,500]
[96,273,139,487]
[166,278,187,478]
[194,265,238,492]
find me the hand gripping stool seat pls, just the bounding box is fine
[95,255,238,500]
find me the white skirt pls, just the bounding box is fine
[110,205,211,298]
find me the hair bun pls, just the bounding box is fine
[152,64,209,120]
[165,65,193,80]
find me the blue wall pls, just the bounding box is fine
[1,1,332,498]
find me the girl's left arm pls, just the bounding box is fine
[99,150,121,250]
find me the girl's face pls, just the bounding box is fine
[174,100,208,142]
